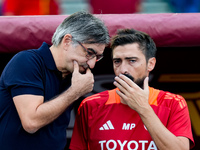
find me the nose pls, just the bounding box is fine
[87,57,97,69]
[119,62,129,74]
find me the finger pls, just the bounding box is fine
[116,90,127,102]
[115,76,127,87]
[113,80,127,95]
[73,61,79,73]
[143,77,149,91]
[115,75,132,91]
[119,74,134,87]
[85,67,92,74]
[85,68,94,82]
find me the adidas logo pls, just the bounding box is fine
[99,120,114,130]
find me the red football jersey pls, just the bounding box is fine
[70,87,194,150]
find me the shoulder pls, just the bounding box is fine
[82,90,109,105]
[155,88,187,110]
[18,49,42,61]
[2,49,44,82]
[78,90,110,112]
[12,50,44,70]
[8,50,42,66]
[164,91,187,109]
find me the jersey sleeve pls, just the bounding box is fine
[2,51,44,98]
[69,100,89,150]
[165,93,195,148]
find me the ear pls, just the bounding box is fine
[62,34,72,45]
[61,34,72,50]
[147,57,156,72]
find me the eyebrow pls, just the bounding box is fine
[113,57,137,60]
[125,57,137,59]
[77,40,98,55]
[87,48,97,54]
[88,48,104,57]
[112,58,120,61]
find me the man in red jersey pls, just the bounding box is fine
[69,29,195,150]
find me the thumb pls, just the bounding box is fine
[143,76,149,91]
[85,67,92,74]
[73,61,79,73]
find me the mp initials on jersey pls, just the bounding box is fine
[99,120,147,131]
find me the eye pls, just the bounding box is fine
[87,49,95,56]
[129,59,136,63]
[113,59,121,65]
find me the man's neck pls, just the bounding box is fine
[50,45,70,77]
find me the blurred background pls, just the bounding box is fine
[0,0,200,16]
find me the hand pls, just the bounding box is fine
[113,74,150,114]
[71,61,94,97]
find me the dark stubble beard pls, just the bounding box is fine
[123,74,146,89]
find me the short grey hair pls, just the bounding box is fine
[52,11,110,46]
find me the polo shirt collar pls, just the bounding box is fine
[37,42,58,71]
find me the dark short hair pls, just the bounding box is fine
[110,29,157,61]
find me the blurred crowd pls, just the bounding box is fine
[0,0,199,16]
[0,0,60,15]
[169,0,200,13]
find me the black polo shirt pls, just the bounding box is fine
[0,42,72,150]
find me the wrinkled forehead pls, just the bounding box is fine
[112,43,144,58]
